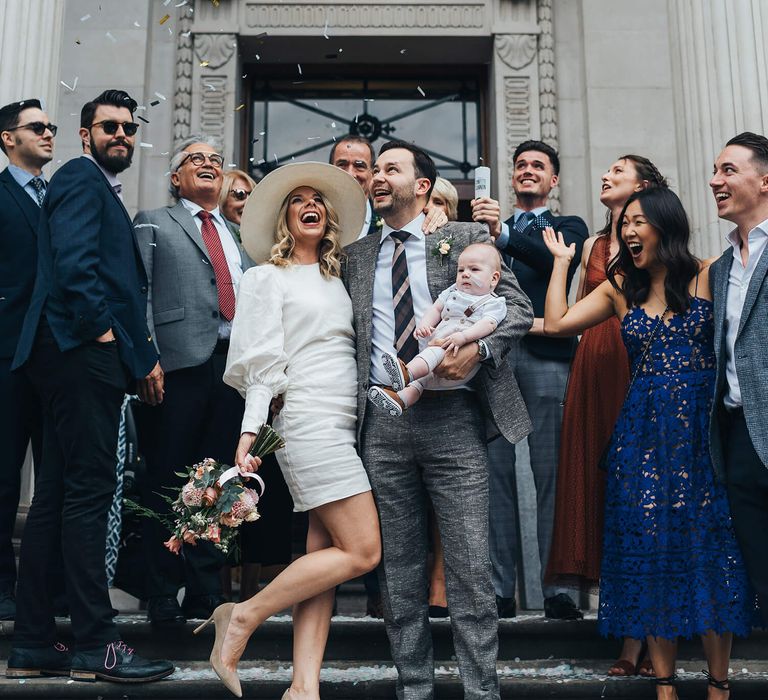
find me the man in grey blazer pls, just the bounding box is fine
[342,140,533,699]
[709,131,768,622]
[133,137,252,627]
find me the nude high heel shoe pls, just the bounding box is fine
[193,602,242,698]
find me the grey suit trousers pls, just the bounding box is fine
[361,391,499,700]
[488,344,570,600]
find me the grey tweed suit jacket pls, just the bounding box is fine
[342,221,534,445]
[133,201,253,373]
[709,244,768,479]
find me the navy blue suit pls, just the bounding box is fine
[0,168,43,598]
[13,157,157,378]
[11,156,159,650]
[489,208,588,604]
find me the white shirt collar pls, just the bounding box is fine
[380,212,426,244]
[180,197,226,225]
[82,153,121,191]
[725,218,768,252]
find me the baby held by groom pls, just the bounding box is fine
[369,242,507,415]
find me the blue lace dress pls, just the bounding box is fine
[598,297,755,639]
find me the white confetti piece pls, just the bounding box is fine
[139,142,153,148]
[181,30,191,37]
[105,31,117,42]
[331,121,336,128]
[204,83,216,91]
[417,85,425,96]
[255,54,260,60]
[338,48,343,53]
[168,26,173,35]
[134,21,141,28]
[163,0,172,5]
[60,80,75,92]
[257,158,265,165]
[161,152,169,156]
[176,0,188,5]
[323,19,329,39]
[80,14,91,21]
[400,49,407,54]
[72,77,79,91]
[134,223,160,229]
[297,63,302,75]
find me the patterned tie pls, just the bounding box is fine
[198,210,236,321]
[30,177,46,207]
[514,211,536,233]
[390,230,419,363]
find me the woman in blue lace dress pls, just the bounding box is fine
[542,188,754,700]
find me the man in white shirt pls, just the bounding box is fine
[709,131,768,622]
[133,137,252,628]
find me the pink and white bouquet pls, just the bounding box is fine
[127,424,284,555]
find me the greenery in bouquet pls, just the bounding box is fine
[126,424,284,555]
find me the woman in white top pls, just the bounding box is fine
[195,162,381,699]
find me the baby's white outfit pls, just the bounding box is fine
[418,284,507,390]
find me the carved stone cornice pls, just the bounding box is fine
[244,3,485,29]
[194,32,237,70]
[536,0,559,214]
[495,34,537,70]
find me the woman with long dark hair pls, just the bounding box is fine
[545,155,666,676]
[543,187,754,699]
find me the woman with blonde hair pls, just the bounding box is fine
[218,169,257,226]
[427,176,459,222]
[196,162,381,699]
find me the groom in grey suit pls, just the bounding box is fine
[133,137,252,626]
[342,140,533,699]
[709,131,768,622]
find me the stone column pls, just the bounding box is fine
[191,33,240,164]
[668,0,768,257]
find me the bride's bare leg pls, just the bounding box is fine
[220,491,381,672]
[290,513,335,699]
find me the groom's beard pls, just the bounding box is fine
[373,184,416,219]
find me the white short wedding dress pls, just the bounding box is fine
[224,263,371,512]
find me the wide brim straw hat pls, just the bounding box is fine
[239,161,367,264]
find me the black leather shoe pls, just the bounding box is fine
[0,590,15,620]
[181,593,227,620]
[428,605,449,618]
[6,643,72,678]
[366,593,384,619]
[147,596,186,627]
[70,641,174,683]
[544,593,583,620]
[496,595,516,619]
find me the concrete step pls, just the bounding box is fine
[2,659,768,698]
[3,614,767,663]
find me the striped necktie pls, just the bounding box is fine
[29,177,46,207]
[198,210,236,321]
[390,230,419,363]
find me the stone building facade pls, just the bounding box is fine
[2,0,768,606]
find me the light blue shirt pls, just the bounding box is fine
[495,205,549,250]
[7,164,45,205]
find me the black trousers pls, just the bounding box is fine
[14,322,128,649]
[0,357,42,593]
[724,408,768,624]
[136,350,242,599]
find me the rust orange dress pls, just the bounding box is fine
[545,234,630,591]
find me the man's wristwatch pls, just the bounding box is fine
[476,340,489,361]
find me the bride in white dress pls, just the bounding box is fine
[196,163,381,699]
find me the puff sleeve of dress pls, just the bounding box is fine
[224,265,289,435]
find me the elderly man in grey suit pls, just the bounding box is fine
[342,140,533,700]
[709,131,768,622]
[133,136,252,627]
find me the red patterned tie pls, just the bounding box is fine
[197,210,236,321]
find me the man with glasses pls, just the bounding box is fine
[0,98,55,621]
[133,136,252,627]
[8,90,172,684]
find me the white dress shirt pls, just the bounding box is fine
[370,213,433,386]
[180,197,244,340]
[723,219,768,408]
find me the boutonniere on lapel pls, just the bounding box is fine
[432,235,454,266]
[374,216,384,233]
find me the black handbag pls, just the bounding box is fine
[597,306,669,471]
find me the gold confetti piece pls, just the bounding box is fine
[159,14,170,24]
[210,0,220,6]
[235,104,245,111]
[200,60,209,67]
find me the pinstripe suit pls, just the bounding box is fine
[343,221,532,700]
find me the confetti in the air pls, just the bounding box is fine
[150,100,160,107]
[80,14,91,21]
[137,116,150,124]
[105,31,116,42]
[159,14,171,25]
[140,143,153,148]
[235,104,245,111]
[417,86,425,96]
[154,92,167,100]
[200,60,209,67]
[297,64,302,75]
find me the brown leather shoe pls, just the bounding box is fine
[368,386,405,416]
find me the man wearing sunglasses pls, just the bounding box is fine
[0,98,55,623]
[9,90,172,684]
[132,136,252,628]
